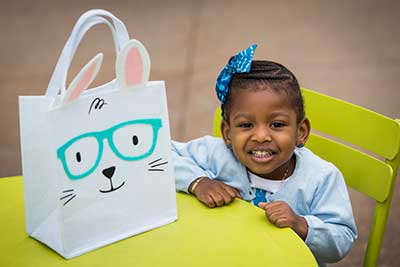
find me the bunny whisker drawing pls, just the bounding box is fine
[60,189,77,206]
[148,158,168,171]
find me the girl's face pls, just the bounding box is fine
[221,87,310,179]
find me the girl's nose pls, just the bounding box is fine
[252,125,272,142]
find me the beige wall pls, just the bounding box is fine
[1,1,399,266]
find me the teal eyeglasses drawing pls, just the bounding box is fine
[57,118,162,181]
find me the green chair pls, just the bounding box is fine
[212,88,400,267]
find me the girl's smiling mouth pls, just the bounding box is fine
[249,149,275,162]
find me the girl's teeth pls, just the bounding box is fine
[252,151,272,157]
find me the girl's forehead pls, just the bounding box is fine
[232,87,290,106]
[230,88,296,118]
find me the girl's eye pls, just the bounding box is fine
[238,122,253,128]
[271,122,285,129]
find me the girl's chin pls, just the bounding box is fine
[246,165,275,178]
[245,158,280,178]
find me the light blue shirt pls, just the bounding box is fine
[172,136,357,265]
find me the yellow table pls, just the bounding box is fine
[0,176,317,266]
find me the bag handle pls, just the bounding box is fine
[46,9,130,97]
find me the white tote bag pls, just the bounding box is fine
[18,9,177,259]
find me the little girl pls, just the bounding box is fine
[171,44,357,266]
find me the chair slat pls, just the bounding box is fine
[213,108,222,138]
[306,134,393,202]
[302,88,400,160]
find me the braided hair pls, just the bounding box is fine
[221,60,305,124]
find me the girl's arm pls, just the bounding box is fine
[189,177,241,208]
[171,136,242,207]
[302,166,358,264]
[171,136,221,193]
[258,201,308,239]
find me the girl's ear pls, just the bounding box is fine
[62,53,103,106]
[221,119,232,147]
[116,39,151,90]
[297,118,311,146]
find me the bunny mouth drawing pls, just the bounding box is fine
[99,166,125,193]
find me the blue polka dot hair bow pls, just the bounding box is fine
[215,44,257,104]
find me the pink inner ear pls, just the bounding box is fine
[125,46,143,86]
[67,62,96,102]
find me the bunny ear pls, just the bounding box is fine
[62,53,103,106]
[116,39,151,90]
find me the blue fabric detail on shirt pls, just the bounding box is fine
[252,188,267,206]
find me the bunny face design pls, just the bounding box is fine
[57,118,162,196]
[53,39,170,207]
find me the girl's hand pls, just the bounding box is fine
[189,177,242,208]
[258,201,308,240]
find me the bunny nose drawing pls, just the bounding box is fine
[102,166,116,178]
[99,166,125,193]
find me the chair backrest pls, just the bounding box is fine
[212,88,400,267]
